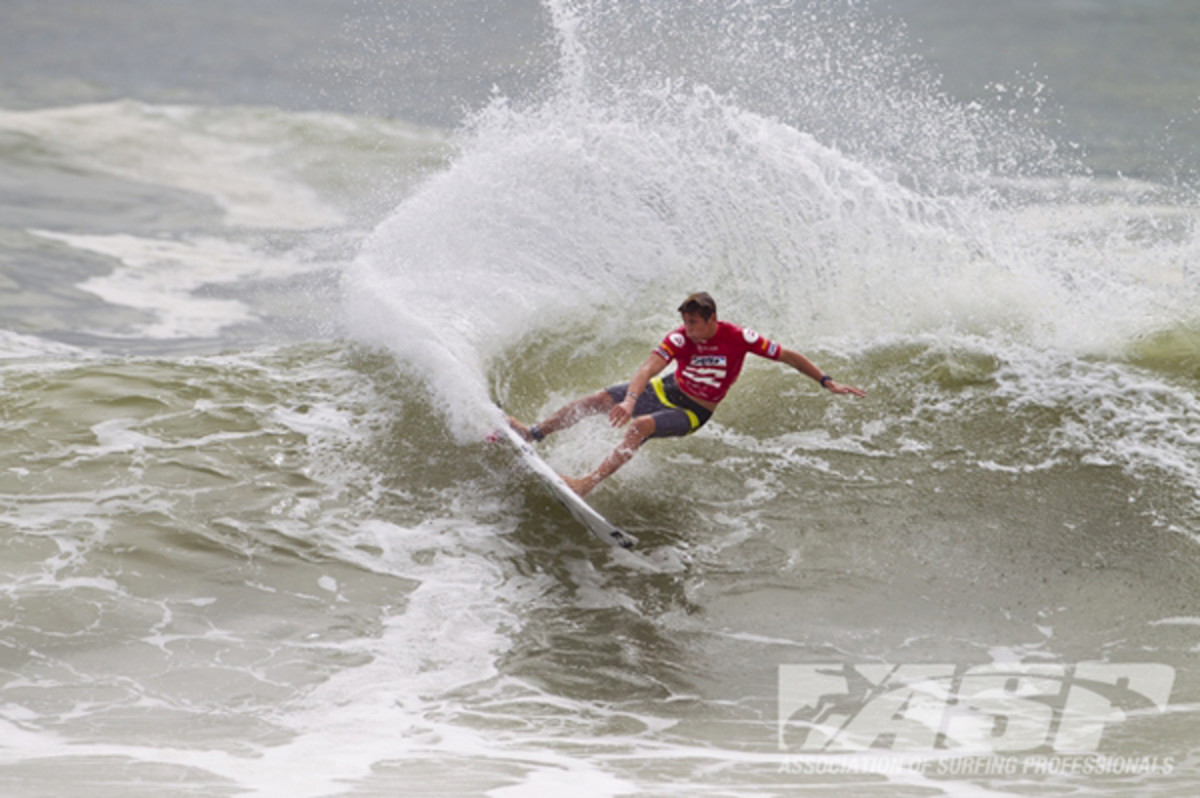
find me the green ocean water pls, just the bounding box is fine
[2,1,1199,795]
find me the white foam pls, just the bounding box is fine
[0,330,87,362]
[31,230,314,339]
[0,101,345,229]
[993,345,1200,500]
[187,517,528,797]
[486,767,638,798]
[345,73,1198,457]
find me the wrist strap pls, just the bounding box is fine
[820,375,833,387]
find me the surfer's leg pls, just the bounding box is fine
[563,415,655,497]
[510,389,616,442]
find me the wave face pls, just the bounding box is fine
[345,0,1197,432]
[2,1,1198,795]
[338,5,1200,789]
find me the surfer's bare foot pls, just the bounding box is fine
[561,473,595,498]
[507,416,538,443]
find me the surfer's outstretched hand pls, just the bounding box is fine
[824,379,867,397]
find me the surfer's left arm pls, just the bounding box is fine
[778,347,867,397]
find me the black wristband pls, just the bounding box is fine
[820,375,833,387]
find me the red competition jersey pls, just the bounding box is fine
[655,321,782,404]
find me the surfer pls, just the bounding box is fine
[510,292,867,497]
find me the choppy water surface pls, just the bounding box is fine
[2,1,1198,795]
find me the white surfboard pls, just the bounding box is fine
[492,423,639,550]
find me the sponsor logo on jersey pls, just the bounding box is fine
[683,354,728,391]
[744,328,761,344]
[683,368,726,389]
[669,332,686,349]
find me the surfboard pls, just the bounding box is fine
[491,423,639,550]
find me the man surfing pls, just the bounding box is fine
[509,292,867,497]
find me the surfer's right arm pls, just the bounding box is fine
[608,352,670,427]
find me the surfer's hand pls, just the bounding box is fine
[827,380,867,397]
[609,397,636,427]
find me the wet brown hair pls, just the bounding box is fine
[677,291,717,320]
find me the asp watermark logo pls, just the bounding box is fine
[778,662,1175,755]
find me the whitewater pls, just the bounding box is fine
[1,1,1198,795]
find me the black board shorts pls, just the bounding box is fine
[605,373,713,439]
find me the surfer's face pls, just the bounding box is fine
[681,311,718,343]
